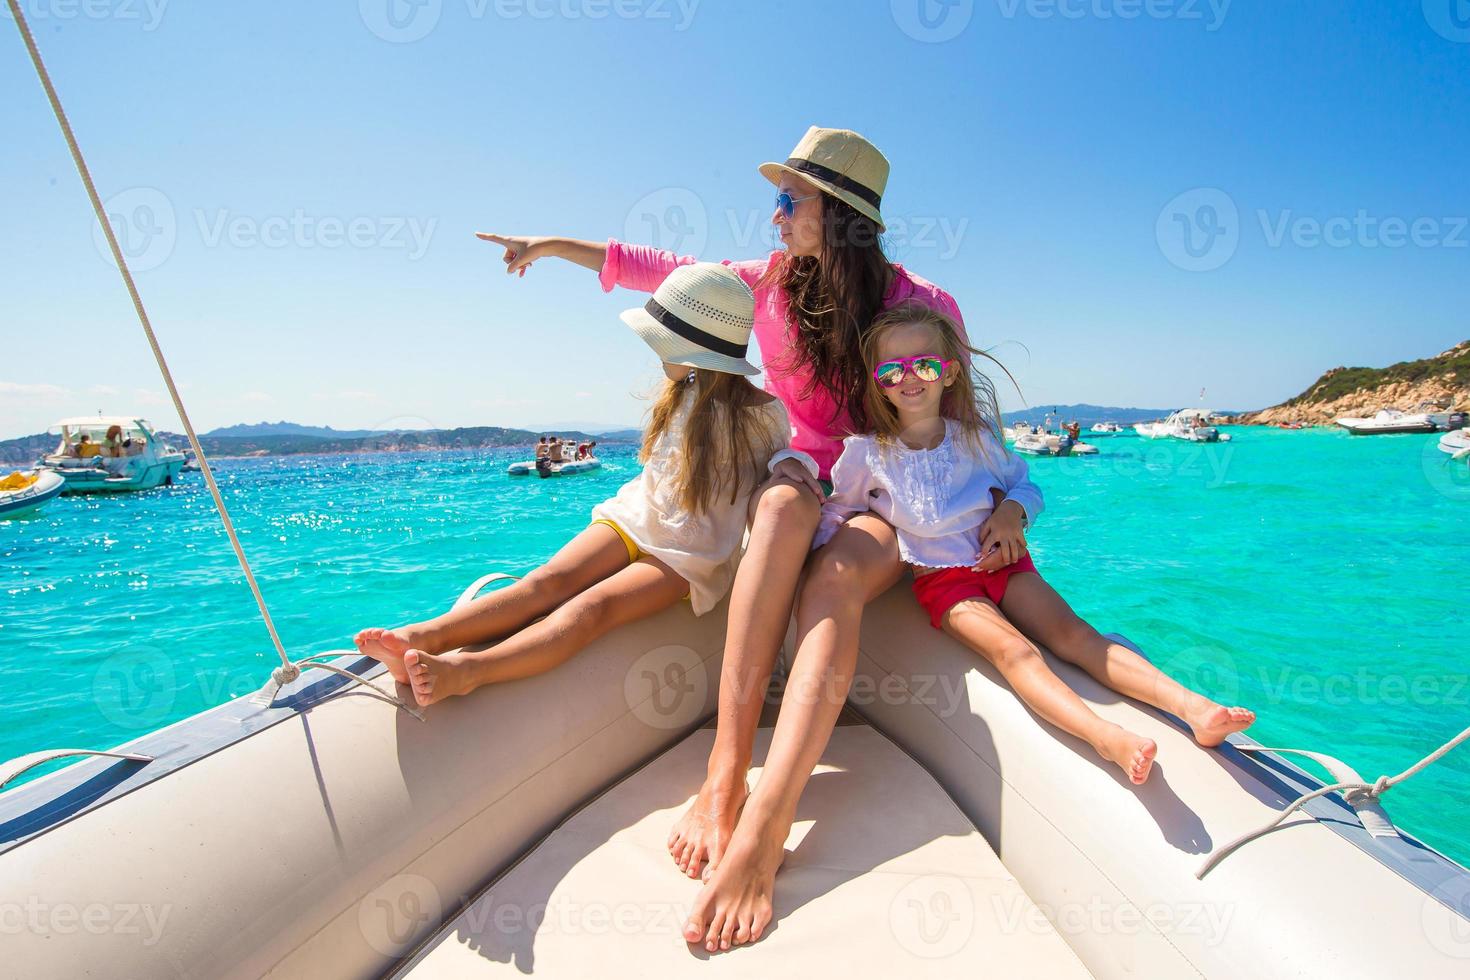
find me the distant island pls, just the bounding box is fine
[8,343,1464,468]
[1239,340,1469,426]
[0,421,643,468]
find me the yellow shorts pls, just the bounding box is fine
[589,519,691,602]
[591,518,642,564]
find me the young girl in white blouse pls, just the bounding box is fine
[815,302,1254,783]
[354,263,816,707]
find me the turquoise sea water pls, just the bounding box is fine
[3,427,1467,866]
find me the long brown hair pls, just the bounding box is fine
[762,194,892,431]
[642,368,783,516]
[858,302,1013,458]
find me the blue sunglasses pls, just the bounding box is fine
[775,191,818,219]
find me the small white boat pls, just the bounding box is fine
[1337,405,1446,436]
[0,469,64,519]
[1439,429,1470,456]
[1013,425,1073,457]
[37,416,185,494]
[1088,422,1124,436]
[1135,408,1226,443]
[508,454,602,477]
[1069,440,1100,455]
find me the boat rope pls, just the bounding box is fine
[8,0,417,719]
[1197,722,1470,878]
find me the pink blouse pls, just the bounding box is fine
[599,239,968,479]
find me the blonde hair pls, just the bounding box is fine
[857,302,1012,455]
[642,368,782,516]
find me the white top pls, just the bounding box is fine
[812,419,1045,569]
[591,393,815,615]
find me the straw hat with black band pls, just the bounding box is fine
[760,126,889,231]
[620,263,760,376]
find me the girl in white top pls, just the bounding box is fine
[817,302,1254,784]
[354,263,815,707]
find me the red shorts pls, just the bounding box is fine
[911,554,1040,630]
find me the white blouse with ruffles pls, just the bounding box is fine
[811,420,1044,569]
[591,393,816,615]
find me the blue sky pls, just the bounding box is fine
[3,0,1468,439]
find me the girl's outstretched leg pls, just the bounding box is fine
[402,556,689,707]
[669,476,821,881]
[944,594,1157,784]
[998,573,1254,746]
[355,524,633,683]
[683,513,899,953]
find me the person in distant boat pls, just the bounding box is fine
[547,438,565,463]
[76,434,100,458]
[576,440,593,460]
[820,304,1254,786]
[354,263,810,730]
[103,424,125,457]
[535,436,549,459]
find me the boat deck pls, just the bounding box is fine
[392,724,1092,978]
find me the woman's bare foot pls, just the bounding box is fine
[1096,725,1157,784]
[1186,703,1255,747]
[354,627,415,684]
[668,773,748,881]
[683,798,787,953]
[403,648,474,707]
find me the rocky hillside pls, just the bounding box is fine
[1242,340,1469,425]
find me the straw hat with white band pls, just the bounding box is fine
[760,126,890,231]
[620,263,760,376]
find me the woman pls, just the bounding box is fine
[479,127,1028,952]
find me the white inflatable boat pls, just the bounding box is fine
[0,469,63,519]
[507,456,602,477]
[3,573,1467,979]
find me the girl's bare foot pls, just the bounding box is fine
[668,773,749,880]
[354,627,414,684]
[1096,725,1157,784]
[1186,703,1255,747]
[682,798,786,953]
[403,648,473,707]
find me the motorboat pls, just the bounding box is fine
[2,574,1467,978]
[1013,424,1073,457]
[1439,429,1470,456]
[0,469,64,519]
[1336,409,1438,436]
[37,416,186,493]
[1002,423,1032,443]
[1069,440,1100,455]
[1336,403,1455,436]
[1088,422,1124,436]
[1134,409,1228,443]
[508,453,602,477]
